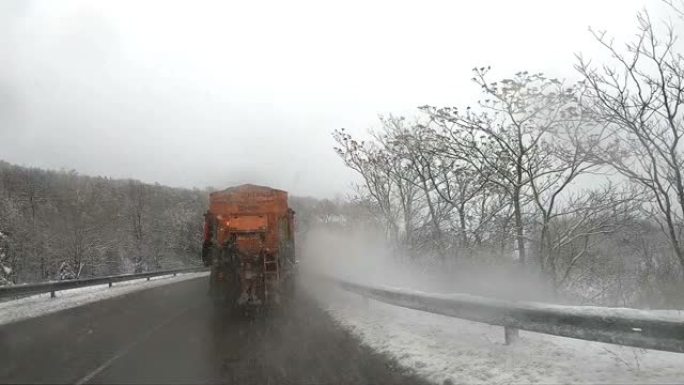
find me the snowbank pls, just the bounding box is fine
[314,286,684,384]
[0,272,209,326]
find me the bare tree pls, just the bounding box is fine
[423,68,587,266]
[576,11,684,275]
[379,116,450,257]
[663,0,684,18]
[333,128,420,245]
[525,93,610,275]
[545,186,639,292]
[128,181,147,245]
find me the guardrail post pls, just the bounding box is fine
[147,277,150,281]
[173,273,177,277]
[504,326,519,345]
[108,281,112,288]
[50,290,56,298]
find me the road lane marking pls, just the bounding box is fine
[74,304,197,385]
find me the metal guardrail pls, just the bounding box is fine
[332,278,684,354]
[0,266,209,300]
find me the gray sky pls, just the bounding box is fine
[0,0,668,197]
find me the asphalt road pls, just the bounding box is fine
[0,276,429,384]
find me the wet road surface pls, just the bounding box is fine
[0,276,429,384]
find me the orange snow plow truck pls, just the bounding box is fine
[201,184,296,307]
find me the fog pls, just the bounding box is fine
[0,0,668,198]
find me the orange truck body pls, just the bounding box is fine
[203,184,295,307]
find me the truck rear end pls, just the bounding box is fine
[202,184,295,308]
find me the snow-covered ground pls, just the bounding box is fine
[0,272,209,326]
[313,285,684,385]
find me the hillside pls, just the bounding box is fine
[0,161,207,285]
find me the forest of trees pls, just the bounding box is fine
[0,161,207,285]
[0,161,345,288]
[332,7,684,308]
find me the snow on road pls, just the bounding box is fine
[0,272,209,326]
[315,286,684,385]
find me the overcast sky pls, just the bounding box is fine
[0,0,671,198]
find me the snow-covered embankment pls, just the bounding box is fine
[0,272,209,326]
[314,285,684,384]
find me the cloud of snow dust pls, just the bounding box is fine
[298,226,556,303]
